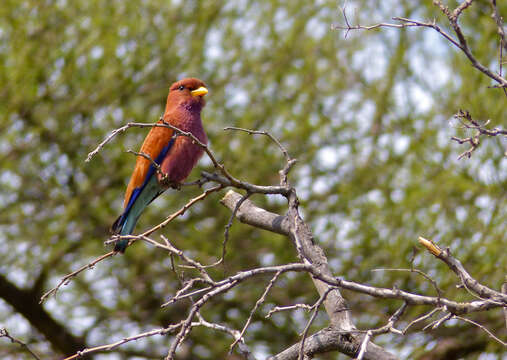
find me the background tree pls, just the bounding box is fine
[0,0,505,359]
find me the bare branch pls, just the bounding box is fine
[202,171,289,195]
[220,191,252,265]
[418,237,507,303]
[502,277,507,329]
[298,288,333,360]
[153,235,214,282]
[165,264,312,359]
[195,313,258,360]
[423,312,453,330]
[268,326,398,360]
[454,315,507,347]
[490,0,507,97]
[0,328,41,360]
[402,307,444,334]
[43,185,222,302]
[40,251,115,303]
[266,304,314,318]
[63,323,184,360]
[450,110,507,159]
[224,127,291,162]
[356,331,372,360]
[231,271,282,352]
[220,190,290,235]
[333,4,507,89]
[372,268,443,299]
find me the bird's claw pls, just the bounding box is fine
[159,175,181,190]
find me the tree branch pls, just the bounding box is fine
[333,2,507,89]
[0,328,41,360]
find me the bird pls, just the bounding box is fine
[111,78,208,253]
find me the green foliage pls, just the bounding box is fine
[0,0,505,359]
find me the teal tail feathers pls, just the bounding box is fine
[111,176,164,253]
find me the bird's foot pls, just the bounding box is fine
[160,175,181,190]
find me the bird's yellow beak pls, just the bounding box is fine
[191,86,208,97]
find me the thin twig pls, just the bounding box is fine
[333,5,507,88]
[423,311,452,331]
[418,237,507,304]
[298,288,334,360]
[502,278,507,329]
[266,304,314,318]
[224,127,291,162]
[40,251,115,303]
[372,268,444,299]
[230,270,282,352]
[450,110,506,159]
[489,0,507,96]
[454,315,507,347]
[0,328,41,360]
[219,192,252,265]
[147,235,215,283]
[195,313,258,360]
[402,307,444,334]
[63,322,185,360]
[223,126,297,187]
[85,122,172,162]
[355,330,372,360]
[164,264,312,359]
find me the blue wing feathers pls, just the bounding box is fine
[111,138,175,238]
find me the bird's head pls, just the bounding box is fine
[166,78,208,113]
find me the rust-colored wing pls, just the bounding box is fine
[123,124,174,209]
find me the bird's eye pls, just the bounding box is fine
[178,85,185,91]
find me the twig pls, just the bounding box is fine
[454,315,507,347]
[40,251,115,303]
[63,322,185,360]
[333,4,507,88]
[86,120,241,191]
[355,330,372,360]
[502,277,507,329]
[85,121,171,162]
[223,126,297,187]
[266,304,313,318]
[418,237,507,304]
[372,268,444,299]
[0,328,41,360]
[224,127,291,162]
[145,235,215,283]
[161,279,212,307]
[201,171,289,196]
[230,270,282,352]
[298,288,333,360]
[164,263,313,359]
[402,307,443,334]
[47,186,221,302]
[490,0,507,97]
[219,192,252,265]
[222,191,507,314]
[450,110,507,159]
[423,311,452,330]
[125,149,166,181]
[195,313,258,360]
[356,303,408,360]
[166,263,312,307]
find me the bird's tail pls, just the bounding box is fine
[110,212,136,253]
[111,176,164,253]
